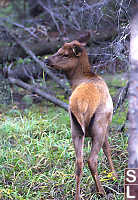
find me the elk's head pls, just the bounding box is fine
[45,40,86,71]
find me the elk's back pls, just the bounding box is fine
[69,78,113,134]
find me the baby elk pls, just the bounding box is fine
[45,40,117,199]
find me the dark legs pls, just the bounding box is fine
[70,112,85,200]
[88,135,105,195]
[87,116,117,195]
[72,135,84,200]
[70,112,117,199]
[102,135,118,179]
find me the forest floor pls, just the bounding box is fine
[0,73,128,200]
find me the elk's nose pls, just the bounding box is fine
[45,58,51,66]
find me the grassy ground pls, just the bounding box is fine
[0,74,128,200]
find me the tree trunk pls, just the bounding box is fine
[128,13,138,168]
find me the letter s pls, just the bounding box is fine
[126,170,136,183]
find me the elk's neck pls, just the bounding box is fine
[65,58,96,91]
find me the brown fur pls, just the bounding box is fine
[45,40,117,200]
[70,82,101,133]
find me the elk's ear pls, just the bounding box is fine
[72,45,82,57]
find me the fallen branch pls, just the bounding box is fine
[113,81,129,114]
[0,17,40,40]
[2,24,70,94]
[9,77,69,111]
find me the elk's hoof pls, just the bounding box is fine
[98,188,106,196]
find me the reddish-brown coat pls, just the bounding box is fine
[46,40,117,200]
[70,81,101,131]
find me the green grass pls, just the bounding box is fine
[0,75,128,200]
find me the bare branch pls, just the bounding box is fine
[113,82,129,114]
[0,17,40,40]
[38,0,62,34]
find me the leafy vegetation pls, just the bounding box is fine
[0,75,128,200]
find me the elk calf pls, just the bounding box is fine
[45,40,117,199]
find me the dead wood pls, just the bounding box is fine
[3,62,44,83]
[2,25,70,94]
[8,77,69,111]
[0,36,63,63]
[0,19,91,64]
[113,81,129,114]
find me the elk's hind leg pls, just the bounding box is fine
[88,136,105,195]
[102,134,118,179]
[70,112,85,200]
[87,115,108,195]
